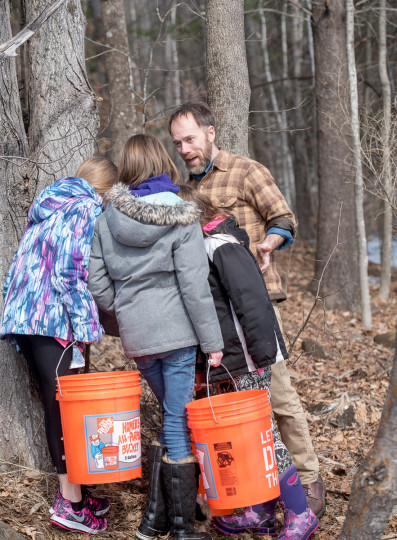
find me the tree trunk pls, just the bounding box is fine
[164,0,182,164]
[290,2,315,240]
[101,0,136,163]
[0,0,99,470]
[311,0,361,312]
[245,12,274,172]
[339,329,397,539]
[258,4,294,206]
[346,0,371,328]
[378,0,392,300]
[206,0,250,156]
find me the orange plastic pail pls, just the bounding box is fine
[186,389,280,510]
[193,440,234,517]
[56,371,142,484]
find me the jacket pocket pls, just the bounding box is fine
[217,196,237,209]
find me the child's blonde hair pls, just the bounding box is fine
[118,134,181,187]
[178,185,229,228]
[76,157,118,195]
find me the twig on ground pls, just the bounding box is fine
[318,454,347,467]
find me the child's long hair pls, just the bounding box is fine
[178,185,230,229]
[118,134,181,188]
[76,157,117,195]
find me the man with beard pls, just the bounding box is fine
[168,102,326,520]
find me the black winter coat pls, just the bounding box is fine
[202,216,288,383]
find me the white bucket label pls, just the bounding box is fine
[84,410,141,475]
[195,442,218,500]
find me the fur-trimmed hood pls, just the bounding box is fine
[104,182,201,247]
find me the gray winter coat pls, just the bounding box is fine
[88,183,224,358]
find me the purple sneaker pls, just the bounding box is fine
[50,496,107,535]
[50,490,110,517]
[277,506,319,540]
[212,506,277,536]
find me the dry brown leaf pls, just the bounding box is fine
[24,470,43,480]
[334,431,344,443]
[355,401,368,426]
[0,490,14,498]
[369,405,382,424]
[29,502,43,515]
[20,526,37,539]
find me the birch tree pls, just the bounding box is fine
[0,0,99,469]
[346,0,372,328]
[258,3,295,206]
[378,0,392,300]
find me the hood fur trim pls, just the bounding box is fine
[106,183,200,226]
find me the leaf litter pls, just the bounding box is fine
[0,239,396,539]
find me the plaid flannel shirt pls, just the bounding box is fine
[186,148,296,302]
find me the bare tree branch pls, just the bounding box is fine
[0,0,67,60]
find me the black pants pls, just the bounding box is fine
[15,335,78,474]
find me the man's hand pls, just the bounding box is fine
[208,350,223,367]
[256,233,285,273]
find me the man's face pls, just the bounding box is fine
[170,113,216,175]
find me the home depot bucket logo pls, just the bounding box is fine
[97,416,114,435]
[85,410,141,473]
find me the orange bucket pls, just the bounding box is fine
[193,440,233,517]
[186,389,280,510]
[56,371,142,484]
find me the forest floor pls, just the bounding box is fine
[1,239,397,540]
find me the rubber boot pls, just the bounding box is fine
[277,466,319,540]
[212,500,277,536]
[136,444,170,540]
[162,457,212,540]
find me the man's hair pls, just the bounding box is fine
[168,102,216,133]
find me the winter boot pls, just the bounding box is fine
[162,456,212,540]
[277,466,319,540]
[136,444,170,540]
[212,501,277,536]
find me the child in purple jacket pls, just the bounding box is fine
[0,157,117,535]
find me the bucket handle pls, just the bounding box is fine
[205,361,238,424]
[56,338,134,397]
[56,341,77,397]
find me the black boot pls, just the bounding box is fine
[162,458,212,540]
[136,444,170,540]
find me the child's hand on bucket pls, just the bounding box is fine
[208,351,223,368]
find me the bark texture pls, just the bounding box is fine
[101,0,136,163]
[206,0,250,156]
[339,330,397,539]
[0,0,99,470]
[311,0,360,312]
[291,2,315,240]
[378,0,392,300]
[346,0,371,328]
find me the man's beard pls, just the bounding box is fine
[184,138,213,175]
